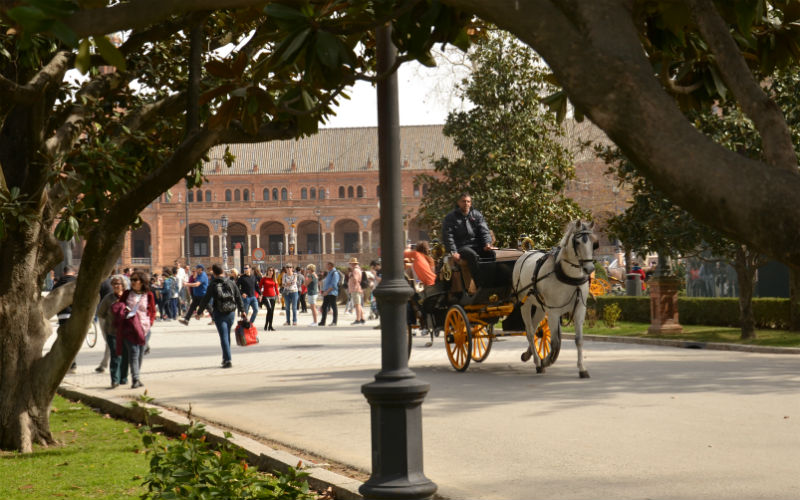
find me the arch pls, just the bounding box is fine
[260,221,286,256]
[234,189,241,201]
[195,189,202,203]
[334,218,360,254]
[187,191,194,203]
[263,188,269,201]
[243,189,249,201]
[310,187,316,199]
[205,190,212,202]
[272,188,278,200]
[338,186,345,198]
[356,186,364,198]
[301,187,308,200]
[188,223,210,257]
[281,188,288,200]
[347,186,354,198]
[297,220,322,255]
[227,221,248,258]
[131,223,152,258]
[225,189,232,202]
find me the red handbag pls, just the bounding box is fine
[234,320,259,346]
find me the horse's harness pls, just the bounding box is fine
[515,229,594,311]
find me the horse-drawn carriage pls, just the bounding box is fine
[408,220,597,378]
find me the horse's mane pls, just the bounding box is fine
[558,221,578,249]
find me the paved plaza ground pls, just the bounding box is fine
[57,306,800,499]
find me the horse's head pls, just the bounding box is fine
[560,220,597,275]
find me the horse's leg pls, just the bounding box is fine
[574,303,590,378]
[520,300,535,362]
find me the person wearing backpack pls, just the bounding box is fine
[348,257,366,325]
[197,264,246,368]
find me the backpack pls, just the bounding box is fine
[170,276,179,296]
[359,269,369,289]
[215,279,237,313]
[163,277,174,297]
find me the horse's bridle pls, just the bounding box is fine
[561,229,597,270]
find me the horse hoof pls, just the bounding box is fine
[579,370,590,379]
[521,351,532,362]
[536,366,544,374]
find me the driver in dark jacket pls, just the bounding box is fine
[442,193,494,284]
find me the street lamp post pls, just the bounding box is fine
[278,241,283,271]
[185,182,191,268]
[314,208,322,270]
[221,215,229,272]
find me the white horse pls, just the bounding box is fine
[512,220,597,378]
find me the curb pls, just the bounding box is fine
[56,384,365,500]
[562,333,800,355]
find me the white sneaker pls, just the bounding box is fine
[309,322,317,326]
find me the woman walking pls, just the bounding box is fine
[118,271,155,389]
[97,275,130,388]
[259,267,280,331]
[198,264,246,368]
[305,264,320,326]
[282,265,299,326]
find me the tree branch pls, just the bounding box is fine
[687,0,797,172]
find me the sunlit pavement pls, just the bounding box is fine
[58,307,800,499]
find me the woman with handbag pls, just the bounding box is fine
[282,265,299,326]
[97,274,130,388]
[113,270,156,389]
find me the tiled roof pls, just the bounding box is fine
[202,125,460,175]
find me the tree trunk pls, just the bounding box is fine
[732,246,760,340]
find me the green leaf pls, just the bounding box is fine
[54,216,79,241]
[264,3,307,21]
[93,35,126,71]
[279,28,311,64]
[48,19,78,47]
[314,31,340,68]
[75,38,91,74]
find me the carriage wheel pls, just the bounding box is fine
[471,323,494,363]
[534,317,553,365]
[590,278,611,296]
[444,305,472,372]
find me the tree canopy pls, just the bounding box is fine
[417,30,584,248]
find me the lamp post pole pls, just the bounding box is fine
[359,24,436,500]
[315,208,322,271]
[278,242,283,271]
[185,182,191,268]
[221,215,229,272]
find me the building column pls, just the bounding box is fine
[358,230,364,255]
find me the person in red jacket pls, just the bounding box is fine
[631,261,647,291]
[259,267,280,331]
[117,270,156,389]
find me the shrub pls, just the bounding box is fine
[602,303,622,328]
[140,422,313,500]
[585,307,598,328]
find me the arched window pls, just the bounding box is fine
[347,186,354,198]
[196,190,202,203]
[310,187,316,199]
[422,183,429,196]
[225,189,232,202]
[281,188,288,200]
[234,189,241,201]
[243,189,249,201]
[301,188,308,200]
[357,186,364,198]
[205,190,212,202]
[187,191,194,202]
[272,188,279,200]
[263,188,269,201]
[319,187,326,200]
[338,186,345,198]
[413,183,420,197]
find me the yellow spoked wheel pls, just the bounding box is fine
[471,323,494,363]
[534,316,562,367]
[444,305,472,372]
[590,278,611,296]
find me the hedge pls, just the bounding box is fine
[588,296,790,329]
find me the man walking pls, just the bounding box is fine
[236,264,259,324]
[348,257,365,325]
[318,262,340,327]
[179,265,211,325]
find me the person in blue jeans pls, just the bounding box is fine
[197,264,246,368]
[236,264,260,325]
[281,265,300,326]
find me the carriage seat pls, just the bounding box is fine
[493,248,524,262]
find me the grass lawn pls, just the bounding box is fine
[563,321,800,348]
[0,395,147,500]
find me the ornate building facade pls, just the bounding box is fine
[114,122,621,273]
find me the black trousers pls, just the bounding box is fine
[458,245,495,284]
[262,297,276,328]
[183,294,213,321]
[319,295,338,325]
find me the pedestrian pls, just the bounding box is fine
[94,273,116,373]
[259,267,280,331]
[117,270,156,389]
[348,258,365,324]
[96,275,129,388]
[282,265,299,326]
[179,264,213,325]
[318,261,340,326]
[305,264,319,326]
[297,267,308,313]
[404,241,437,287]
[197,264,246,368]
[236,264,259,324]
